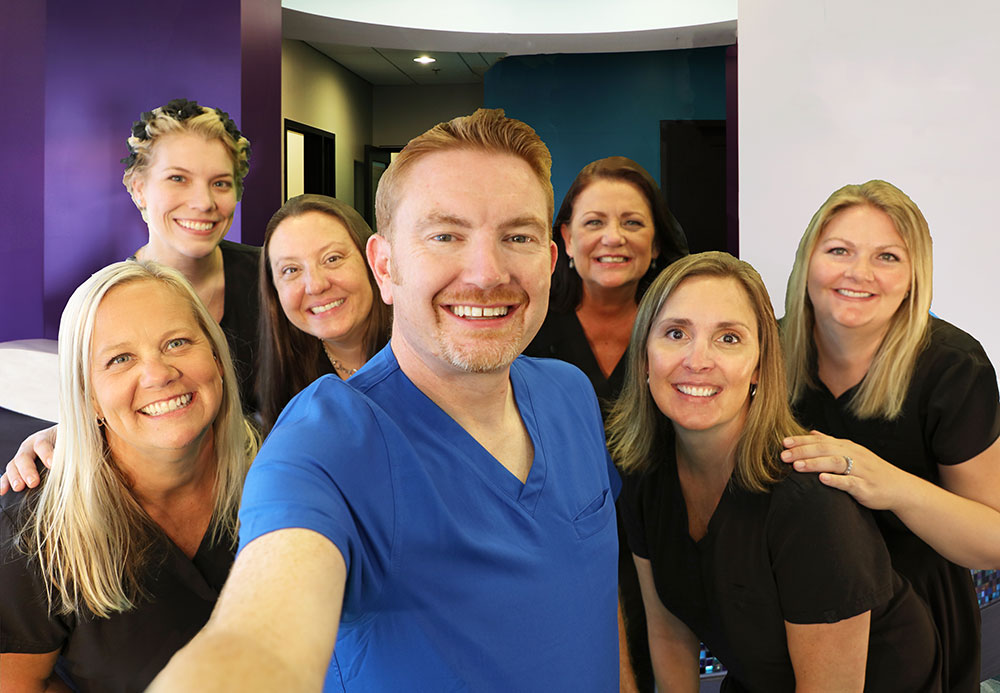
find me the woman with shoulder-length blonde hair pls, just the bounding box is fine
[780,180,1000,693]
[0,260,258,692]
[609,251,941,692]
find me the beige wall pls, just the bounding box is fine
[281,39,373,204]
[373,84,483,147]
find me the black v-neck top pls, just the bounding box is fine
[793,316,1000,693]
[621,453,942,692]
[217,240,261,412]
[526,307,626,409]
[1,491,234,692]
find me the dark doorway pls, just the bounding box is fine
[363,145,399,232]
[284,119,335,201]
[660,120,731,255]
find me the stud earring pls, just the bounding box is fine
[749,383,757,399]
[568,257,574,269]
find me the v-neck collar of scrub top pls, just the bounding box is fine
[380,345,548,516]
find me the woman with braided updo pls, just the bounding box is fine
[122,99,259,406]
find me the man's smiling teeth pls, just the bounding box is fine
[596,256,628,263]
[836,288,873,298]
[677,384,719,397]
[450,305,509,318]
[176,220,215,231]
[310,298,345,314]
[140,393,193,416]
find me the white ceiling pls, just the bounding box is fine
[283,1,737,86]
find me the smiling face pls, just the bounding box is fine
[268,211,375,350]
[647,275,759,443]
[807,204,911,337]
[90,280,223,465]
[560,179,658,295]
[369,148,557,375]
[130,132,237,263]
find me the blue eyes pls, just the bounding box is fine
[826,247,901,262]
[106,338,190,367]
[166,175,233,188]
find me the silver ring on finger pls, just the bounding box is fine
[843,455,854,476]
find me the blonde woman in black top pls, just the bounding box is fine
[780,180,1000,692]
[0,261,257,692]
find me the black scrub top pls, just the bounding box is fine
[1,491,234,692]
[794,317,1000,693]
[526,308,626,409]
[621,452,942,693]
[217,240,261,412]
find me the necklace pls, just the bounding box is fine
[321,341,359,378]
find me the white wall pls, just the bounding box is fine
[739,0,1000,367]
[282,39,373,203]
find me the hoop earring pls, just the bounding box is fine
[97,416,106,427]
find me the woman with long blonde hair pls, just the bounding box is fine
[781,180,1000,693]
[0,261,258,692]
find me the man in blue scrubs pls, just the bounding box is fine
[151,109,621,691]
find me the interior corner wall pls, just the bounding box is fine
[373,84,484,147]
[1,1,46,341]
[739,0,1000,368]
[483,48,728,222]
[38,0,245,339]
[281,39,373,204]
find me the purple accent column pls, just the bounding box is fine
[240,0,282,247]
[0,1,46,341]
[726,44,739,257]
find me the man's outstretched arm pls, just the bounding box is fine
[148,528,346,691]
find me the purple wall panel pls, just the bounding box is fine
[41,0,243,337]
[1,1,47,341]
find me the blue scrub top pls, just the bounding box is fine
[239,345,620,692]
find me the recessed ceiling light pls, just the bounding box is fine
[413,56,436,64]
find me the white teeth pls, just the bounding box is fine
[140,393,193,416]
[450,305,509,318]
[677,384,719,397]
[310,298,346,314]
[176,220,215,231]
[596,256,628,263]
[836,289,873,298]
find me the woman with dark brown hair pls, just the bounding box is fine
[256,194,391,434]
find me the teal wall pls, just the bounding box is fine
[484,47,729,219]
